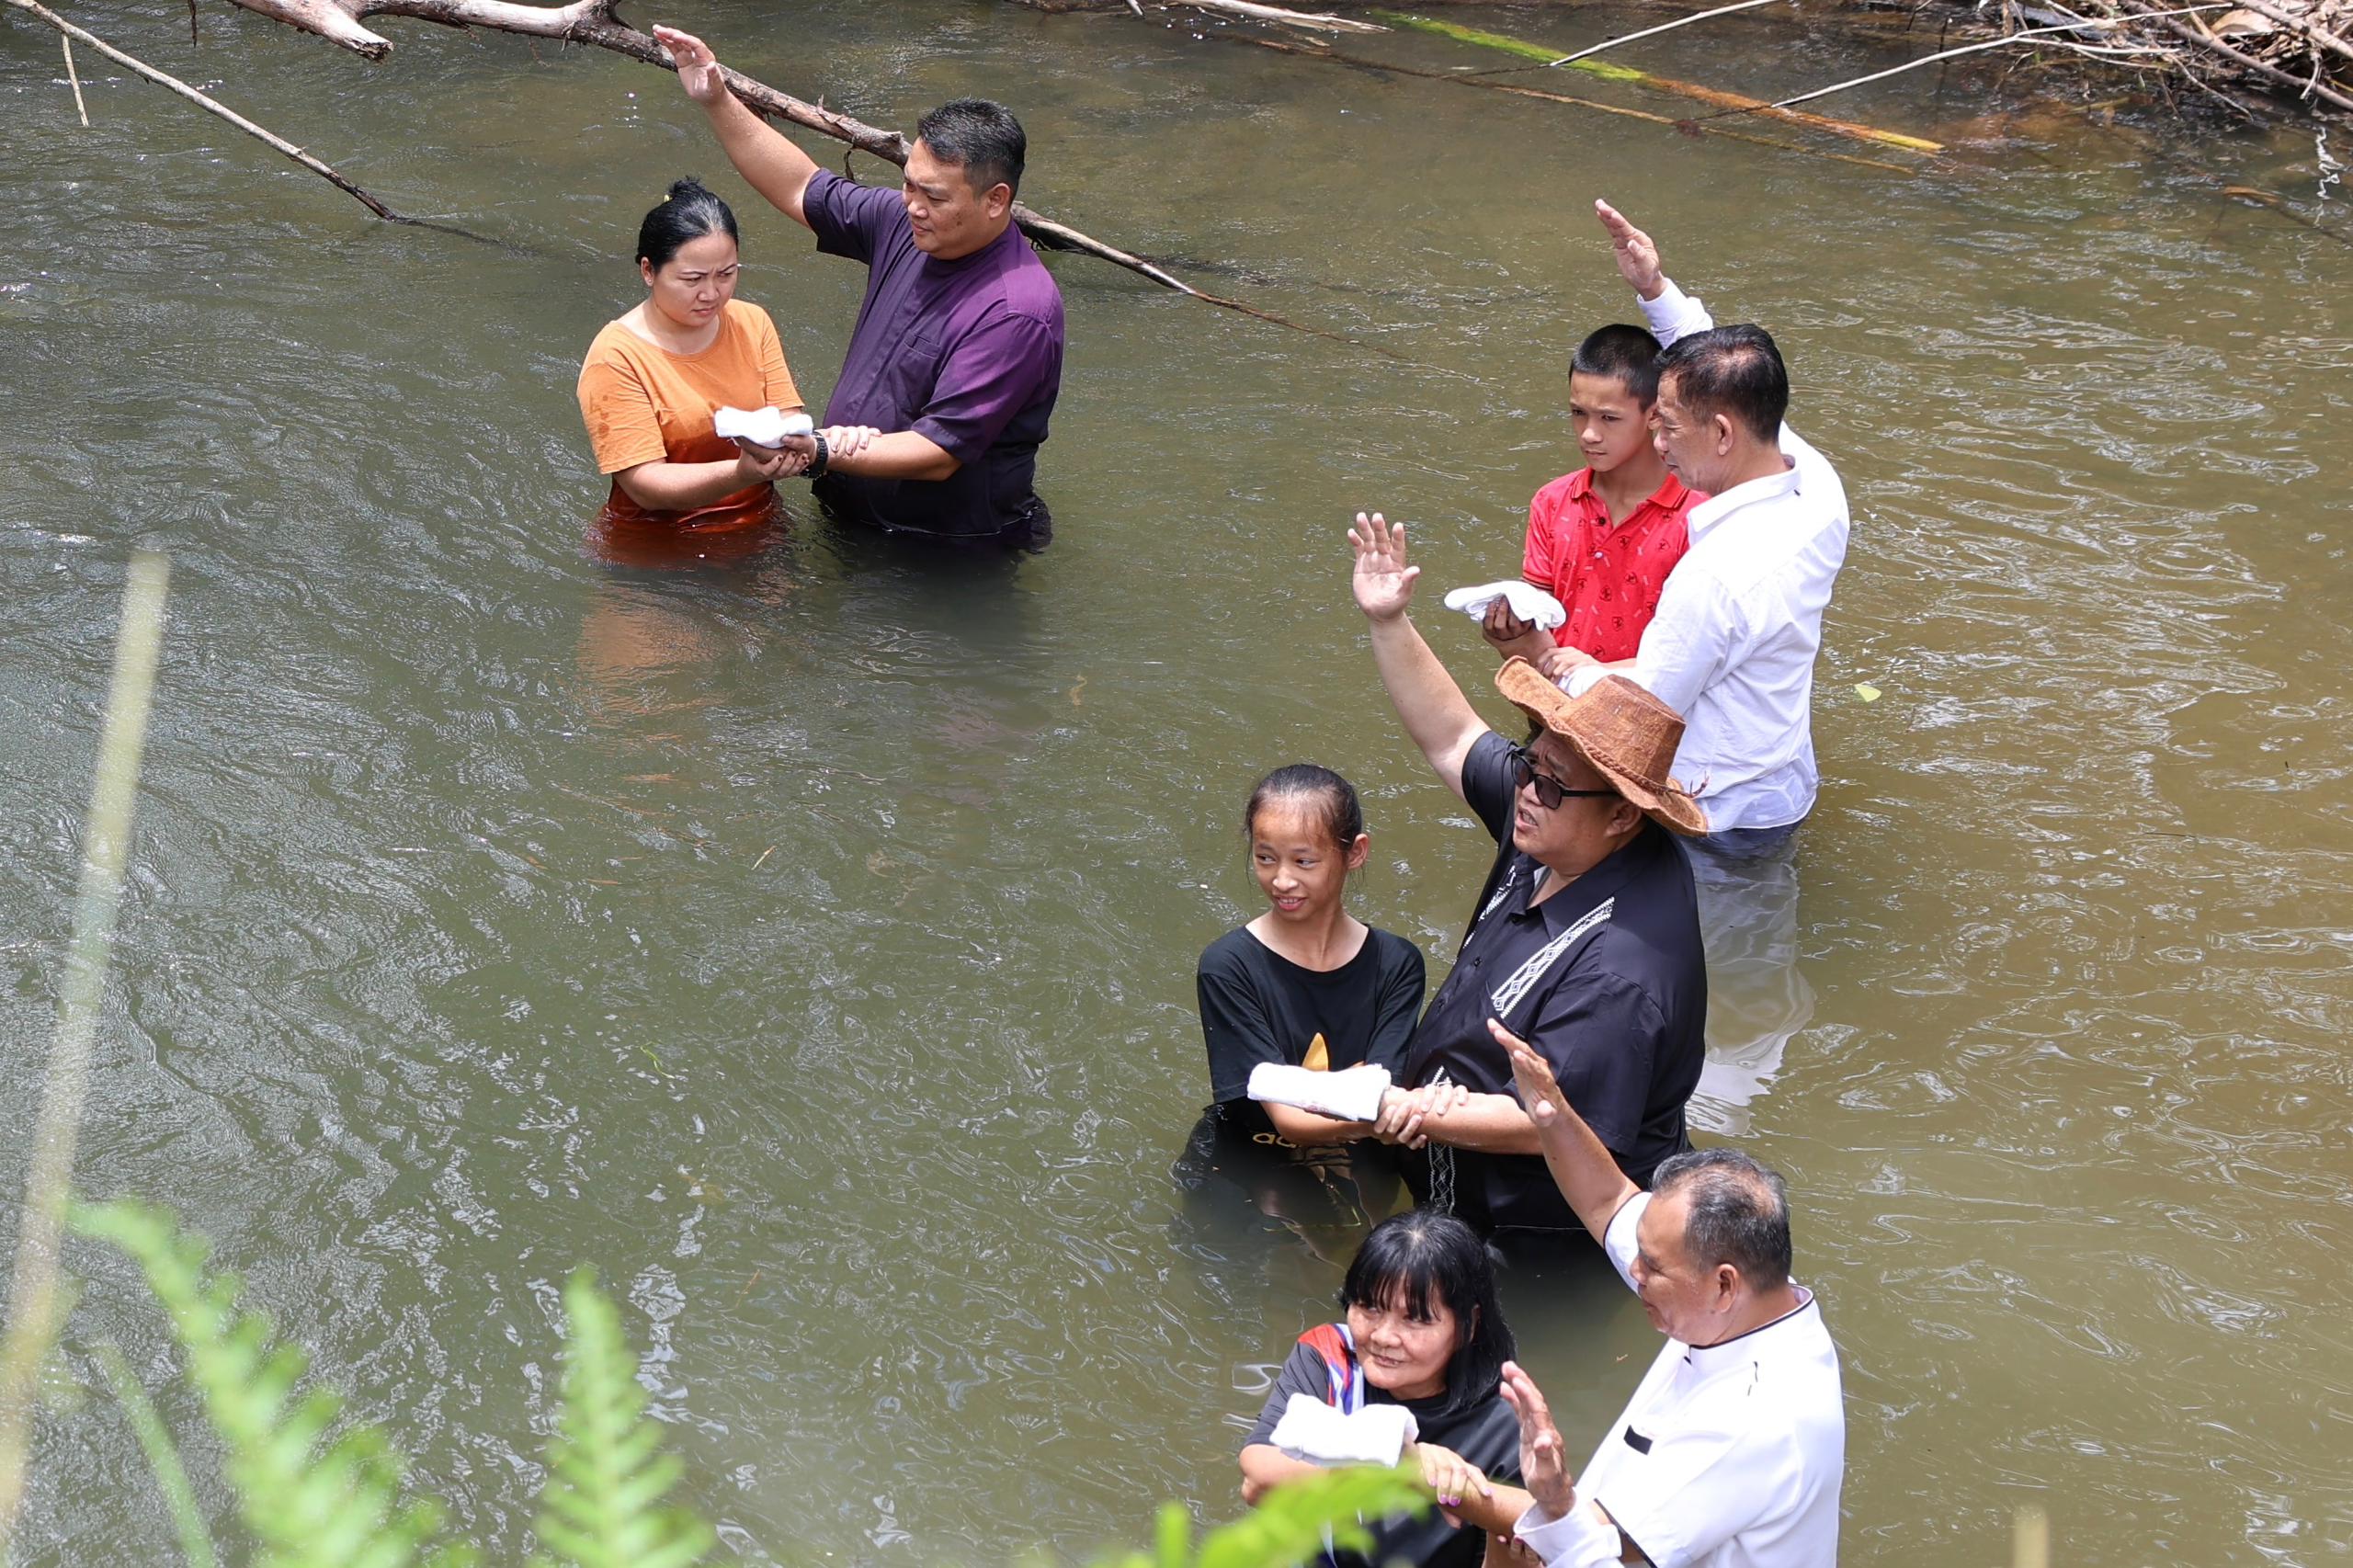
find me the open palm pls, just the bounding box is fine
[652,25,727,105]
[1349,511,1419,622]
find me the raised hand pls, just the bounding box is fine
[1349,511,1419,623]
[1498,1361,1576,1517]
[1594,199,1664,301]
[652,25,728,106]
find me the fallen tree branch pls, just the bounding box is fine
[1371,8,1945,152]
[2126,0,2353,106]
[1219,32,1924,174]
[6,0,404,218]
[214,0,1359,339]
[1464,0,1790,74]
[1172,0,1387,32]
[1756,4,2233,112]
[2221,0,2353,67]
[62,31,88,125]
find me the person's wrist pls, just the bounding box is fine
[808,431,831,479]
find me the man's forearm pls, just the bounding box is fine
[1420,1093,1541,1155]
[1528,1088,1640,1244]
[702,91,821,226]
[825,430,960,482]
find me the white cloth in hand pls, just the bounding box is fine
[1269,1393,1419,1468]
[1443,580,1568,631]
[711,406,814,448]
[1248,1062,1391,1123]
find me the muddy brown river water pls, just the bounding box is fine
[4,1,2351,1562]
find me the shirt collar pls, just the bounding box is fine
[1685,459,1797,541]
[1681,1287,1818,1374]
[922,218,1020,275]
[1568,469,1689,517]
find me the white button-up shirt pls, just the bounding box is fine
[1515,1191,1847,1568]
[1563,280,1850,833]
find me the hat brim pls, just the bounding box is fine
[1494,660,1711,837]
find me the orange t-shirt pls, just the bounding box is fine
[575,299,804,528]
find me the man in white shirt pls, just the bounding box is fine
[1487,1016,1845,1567]
[1552,203,1851,844]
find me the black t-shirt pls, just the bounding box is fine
[1399,731,1705,1230]
[1197,926,1428,1111]
[1244,1334,1522,1568]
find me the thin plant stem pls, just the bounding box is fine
[91,1342,215,1568]
[0,551,172,1552]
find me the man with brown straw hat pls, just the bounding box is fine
[1351,512,1709,1243]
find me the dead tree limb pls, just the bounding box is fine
[1219,33,1924,175]
[212,0,1355,336]
[1173,0,1387,32]
[2126,0,2353,106]
[6,0,404,218]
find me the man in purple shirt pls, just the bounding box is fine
[657,26,1065,548]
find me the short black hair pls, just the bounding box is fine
[915,98,1027,198]
[1572,324,1663,405]
[1655,324,1789,443]
[1245,764,1365,856]
[1653,1147,1793,1290]
[1338,1211,1516,1424]
[636,176,737,270]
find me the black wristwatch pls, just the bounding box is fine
[808,432,830,480]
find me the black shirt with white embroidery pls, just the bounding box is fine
[1398,731,1706,1230]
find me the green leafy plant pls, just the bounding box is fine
[530,1269,711,1568]
[1090,1464,1432,1568]
[59,1198,1429,1568]
[68,1198,460,1568]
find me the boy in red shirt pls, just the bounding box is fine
[1482,324,1699,678]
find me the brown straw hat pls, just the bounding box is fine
[1494,659,1710,837]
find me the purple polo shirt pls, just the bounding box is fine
[803,170,1064,541]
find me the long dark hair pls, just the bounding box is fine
[1337,1211,1514,1423]
[636,176,738,270]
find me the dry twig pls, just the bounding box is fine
[5,0,405,218]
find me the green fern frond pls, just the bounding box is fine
[67,1199,455,1568]
[532,1267,712,1568]
[1088,1465,1431,1568]
[1195,1465,1431,1568]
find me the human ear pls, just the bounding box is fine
[985,182,1013,219]
[1345,833,1371,872]
[1713,413,1737,453]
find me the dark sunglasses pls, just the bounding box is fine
[1508,742,1618,811]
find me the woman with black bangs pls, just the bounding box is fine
[1240,1212,1532,1566]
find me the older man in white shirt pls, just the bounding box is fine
[1552,203,1851,845]
[1484,1016,1844,1567]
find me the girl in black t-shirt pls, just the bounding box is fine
[1195,765,1428,1143]
[1239,1212,1529,1567]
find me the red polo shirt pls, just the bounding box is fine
[1520,468,1699,663]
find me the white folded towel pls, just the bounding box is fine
[1247,1062,1392,1123]
[1269,1393,1418,1468]
[1443,580,1568,631]
[711,406,815,448]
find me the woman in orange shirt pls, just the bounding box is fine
[576,178,866,540]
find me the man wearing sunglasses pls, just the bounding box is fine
[1350,513,1711,1244]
